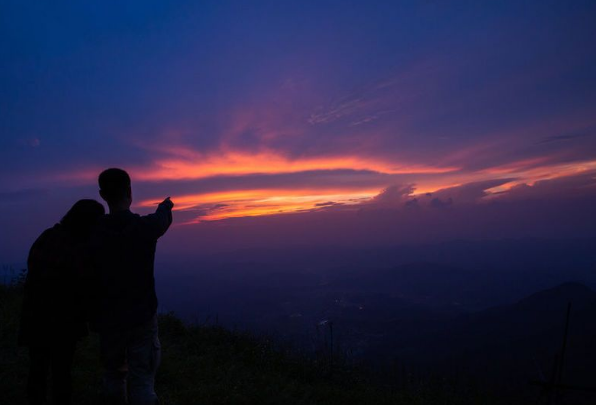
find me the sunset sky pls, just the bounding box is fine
[1,1,596,261]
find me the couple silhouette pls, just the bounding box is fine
[19,168,174,405]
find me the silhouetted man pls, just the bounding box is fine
[91,168,173,405]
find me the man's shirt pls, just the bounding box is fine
[91,202,172,331]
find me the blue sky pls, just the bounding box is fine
[1,0,595,261]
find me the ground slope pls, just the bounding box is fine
[0,283,494,405]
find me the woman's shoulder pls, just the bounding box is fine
[31,224,61,248]
[29,224,76,259]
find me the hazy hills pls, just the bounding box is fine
[153,238,596,402]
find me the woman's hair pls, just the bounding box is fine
[60,199,105,237]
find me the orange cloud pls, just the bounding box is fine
[479,157,552,175]
[138,187,378,222]
[132,149,459,181]
[51,128,596,224]
[483,159,596,190]
[132,152,596,223]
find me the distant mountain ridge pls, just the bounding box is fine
[515,282,596,311]
[392,282,596,400]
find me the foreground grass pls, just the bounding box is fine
[0,283,495,405]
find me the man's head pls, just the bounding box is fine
[98,168,132,209]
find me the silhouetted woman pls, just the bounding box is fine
[19,199,105,405]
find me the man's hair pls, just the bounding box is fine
[98,168,131,203]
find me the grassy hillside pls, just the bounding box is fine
[0,282,495,405]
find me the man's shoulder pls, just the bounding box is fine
[96,211,141,226]
[122,211,143,221]
[129,211,158,227]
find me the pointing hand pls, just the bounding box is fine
[161,197,174,210]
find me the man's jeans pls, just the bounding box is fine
[99,316,161,405]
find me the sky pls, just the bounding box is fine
[1,1,596,262]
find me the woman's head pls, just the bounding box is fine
[60,199,105,237]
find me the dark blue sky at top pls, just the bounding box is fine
[1,0,596,262]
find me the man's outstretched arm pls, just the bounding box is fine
[145,197,174,239]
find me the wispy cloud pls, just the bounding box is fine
[538,131,594,144]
